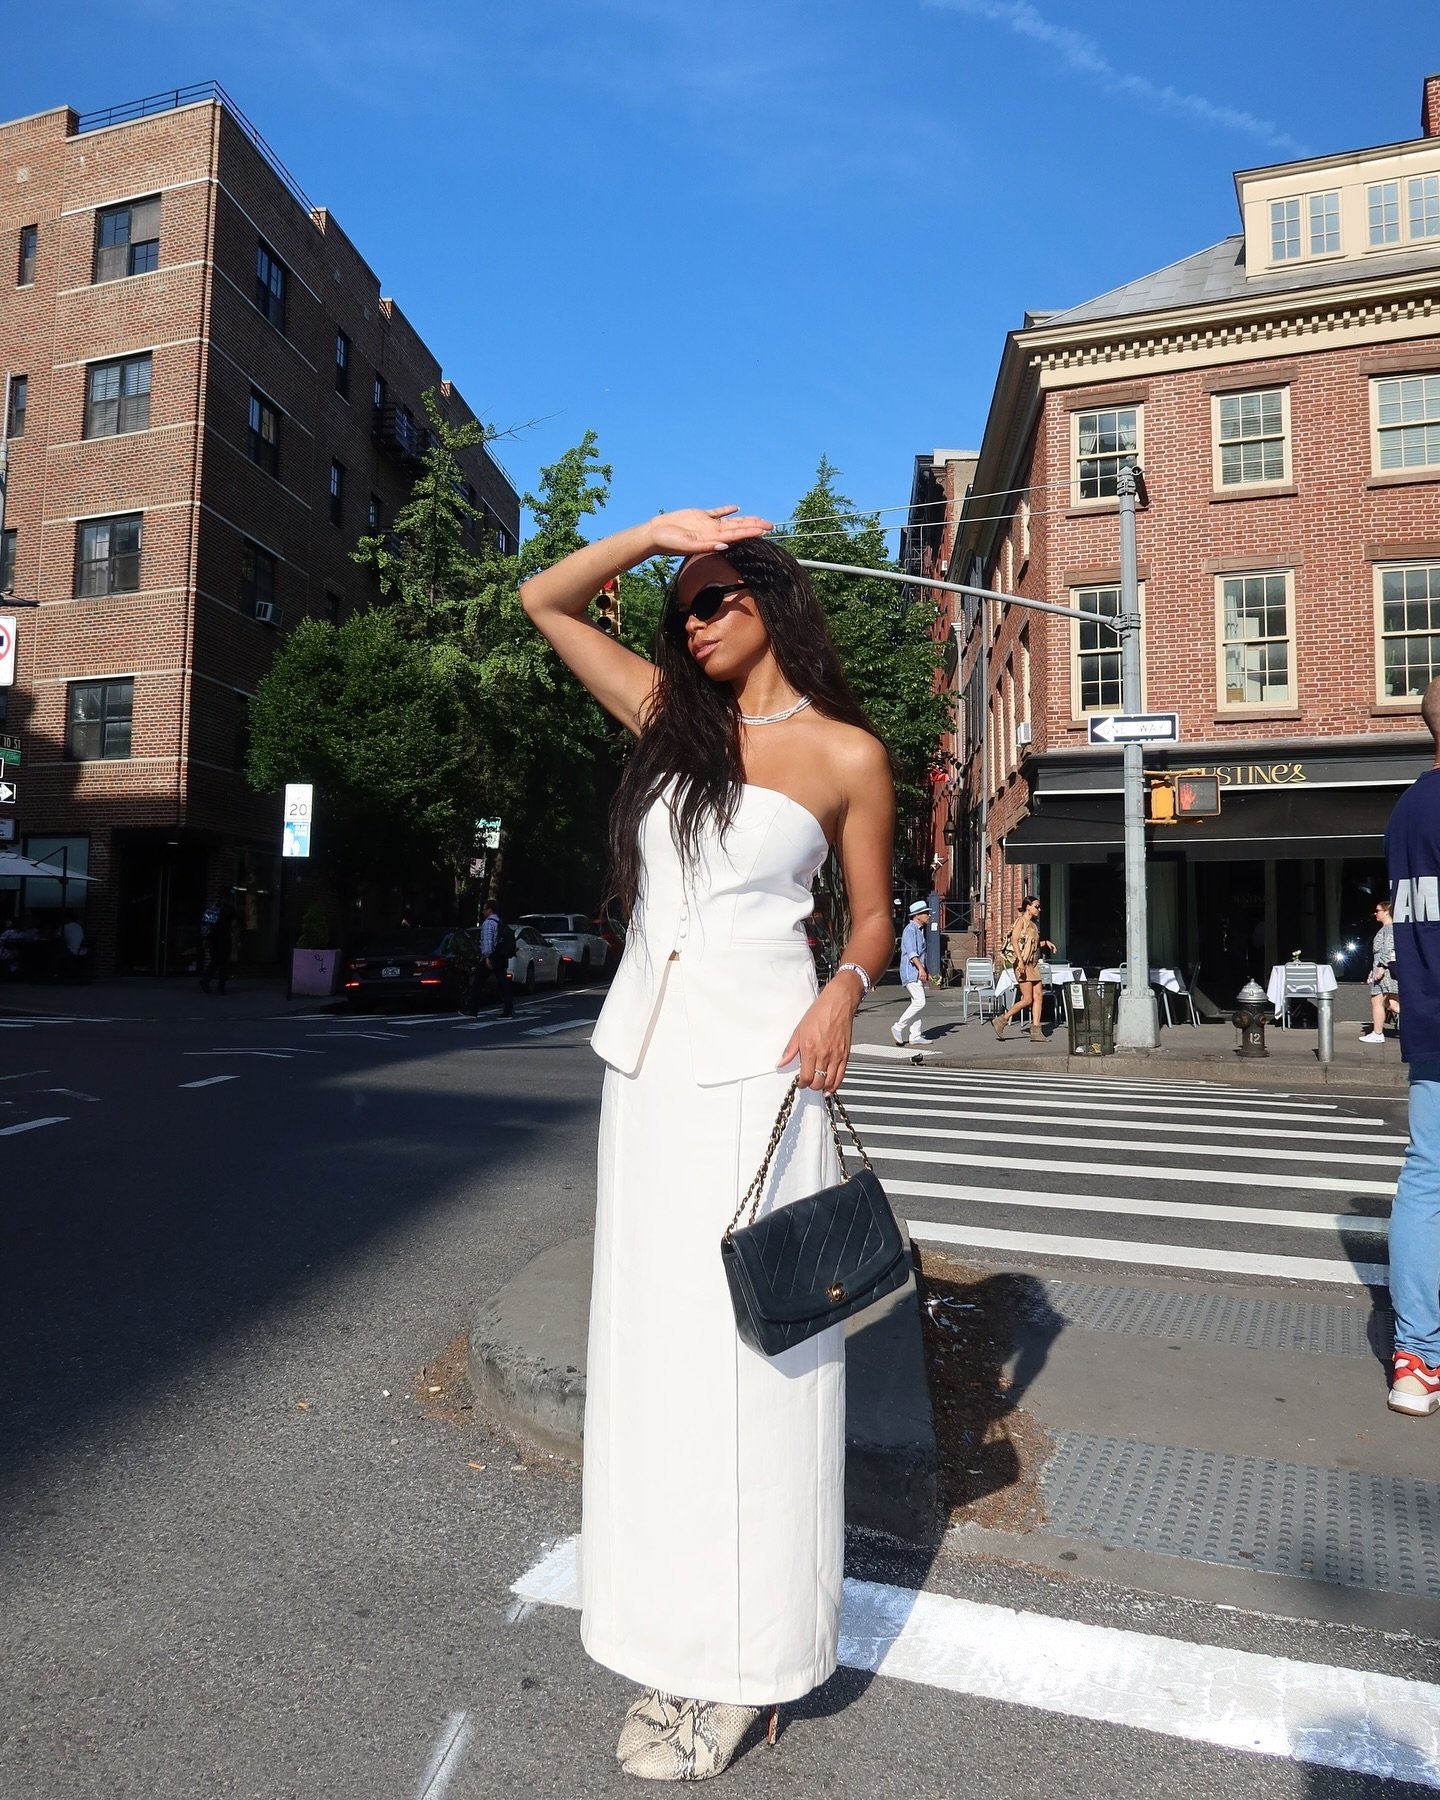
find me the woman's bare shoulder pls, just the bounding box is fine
[816,720,892,789]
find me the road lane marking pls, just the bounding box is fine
[414,1709,473,1799]
[883,1176,1388,1237]
[906,1219,1389,1287]
[840,1099,1405,1148]
[522,1018,593,1037]
[0,1116,68,1136]
[844,1069,1356,1115]
[846,1061,1348,1103]
[179,1075,239,1089]
[183,1048,325,1059]
[868,1141,1396,1197]
[0,1069,48,1083]
[40,1087,99,1102]
[306,1031,403,1041]
[838,1081,1372,1129]
[856,1119,1404,1170]
[510,1536,1439,1786]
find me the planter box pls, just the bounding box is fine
[290,948,339,997]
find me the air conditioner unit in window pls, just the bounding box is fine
[253,600,281,626]
[1016,719,1033,747]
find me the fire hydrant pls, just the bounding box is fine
[1233,978,1273,1058]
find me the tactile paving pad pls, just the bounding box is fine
[1041,1431,1440,1598]
[1021,1280,1388,1358]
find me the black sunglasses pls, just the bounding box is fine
[666,580,748,639]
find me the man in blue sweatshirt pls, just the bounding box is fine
[1385,677,1440,1415]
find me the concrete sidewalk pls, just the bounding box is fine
[852,978,1409,1093]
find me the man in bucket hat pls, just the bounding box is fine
[891,899,930,1045]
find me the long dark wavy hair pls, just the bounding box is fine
[607,536,885,917]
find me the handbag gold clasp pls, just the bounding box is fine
[827,1283,847,1304]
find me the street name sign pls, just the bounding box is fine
[1088,711,1180,747]
[0,743,18,768]
[282,782,313,858]
[0,777,16,804]
[0,615,15,689]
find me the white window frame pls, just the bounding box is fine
[1211,386,1290,490]
[1215,569,1295,711]
[1409,173,1440,242]
[1070,404,1144,507]
[1370,372,1440,476]
[1070,582,1146,719]
[1308,190,1340,256]
[1375,562,1440,704]
[1369,180,1401,247]
[1270,197,1301,262]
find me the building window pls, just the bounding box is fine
[6,375,25,439]
[0,530,15,595]
[67,678,133,760]
[93,196,160,282]
[1378,564,1440,701]
[234,692,251,772]
[1072,584,1126,714]
[75,514,142,598]
[329,459,344,526]
[367,493,381,532]
[1410,174,1440,242]
[1309,190,1340,255]
[1218,571,1292,708]
[248,391,280,477]
[334,330,350,398]
[373,373,385,410]
[324,587,342,623]
[255,241,286,330]
[1214,387,1288,487]
[1369,181,1401,247]
[17,224,36,286]
[240,540,276,612]
[84,354,151,438]
[1374,373,1440,473]
[495,525,511,556]
[1270,197,1301,262]
[1073,406,1140,503]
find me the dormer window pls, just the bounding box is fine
[1369,182,1401,247]
[1270,191,1339,263]
[1271,198,1301,262]
[1410,174,1440,241]
[1309,191,1340,255]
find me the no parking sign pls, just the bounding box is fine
[0,615,15,688]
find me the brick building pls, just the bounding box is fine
[938,75,1440,1001]
[0,84,519,974]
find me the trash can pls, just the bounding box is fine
[1066,980,1119,1055]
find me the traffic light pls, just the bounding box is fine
[1146,777,1176,825]
[1146,773,1222,824]
[593,578,621,638]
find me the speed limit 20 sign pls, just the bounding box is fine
[0,615,16,689]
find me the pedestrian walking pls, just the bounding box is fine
[1384,676,1440,1416]
[891,899,930,1044]
[521,508,894,1780]
[199,891,236,994]
[465,902,515,1016]
[992,894,1055,1042]
[1359,899,1400,1044]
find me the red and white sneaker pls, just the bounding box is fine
[1389,1350,1440,1416]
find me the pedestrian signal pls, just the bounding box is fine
[1146,773,1221,824]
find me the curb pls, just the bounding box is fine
[468,1235,943,1545]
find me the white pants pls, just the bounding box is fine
[896,980,927,1038]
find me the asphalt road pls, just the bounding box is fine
[1,991,1436,1797]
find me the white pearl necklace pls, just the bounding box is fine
[737,695,812,727]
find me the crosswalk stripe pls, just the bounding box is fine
[0,1114,68,1136]
[868,1141,1395,1196]
[857,1119,1403,1170]
[844,1066,1349,1108]
[839,1081,1380,1128]
[907,1219,1390,1287]
[884,1175,1388,1236]
[841,1099,1404,1148]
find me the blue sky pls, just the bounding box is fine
[4,2,1435,545]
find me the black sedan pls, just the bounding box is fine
[342,928,477,1009]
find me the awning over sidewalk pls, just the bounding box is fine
[1005,788,1393,864]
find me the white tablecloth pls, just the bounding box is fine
[1266,963,1337,1008]
[1149,967,1186,994]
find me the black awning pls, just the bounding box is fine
[1005,788,1394,865]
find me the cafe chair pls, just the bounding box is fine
[961,958,998,1022]
[1278,961,1320,1028]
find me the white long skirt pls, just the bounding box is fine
[579,959,845,1706]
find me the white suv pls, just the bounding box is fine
[518,913,610,979]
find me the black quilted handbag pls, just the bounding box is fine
[721,1078,910,1357]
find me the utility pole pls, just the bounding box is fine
[1114,466,1159,1049]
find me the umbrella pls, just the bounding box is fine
[0,853,99,882]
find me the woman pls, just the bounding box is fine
[1360,899,1400,1045]
[520,507,894,1781]
[992,893,1055,1042]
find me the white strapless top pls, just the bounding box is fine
[590,784,829,1085]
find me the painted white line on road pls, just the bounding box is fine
[841,1099,1405,1148]
[522,1018,593,1037]
[183,1047,325,1060]
[179,1075,239,1089]
[0,1069,48,1083]
[0,1115,68,1136]
[884,1175,1388,1237]
[40,1087,99,1102]
[848,1047,1341,1102]
[859,1118,1404,1170]
[451,1019,504,1032]
[306,1030,403,1041]
[839,1080,1370,1129]
[845,1065,1351,1111]
[906,1219,1390,1287]
[414,1709,473,1800]
[510,1536,1439,1787]
[869,1141,1396,1197]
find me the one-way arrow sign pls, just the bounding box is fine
[1088,711,1180,747]
[0,778,16,804]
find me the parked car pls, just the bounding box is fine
[518,912,611,980]
[508,923,564,992]
[342,928,477,1009]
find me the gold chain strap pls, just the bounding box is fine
[724,1078,875,1242]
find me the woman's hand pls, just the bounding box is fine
[649,506,774,558]
[778,982,860,1095]
[1041,938,1057,953]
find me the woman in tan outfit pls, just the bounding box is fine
[993,894,1056,1041]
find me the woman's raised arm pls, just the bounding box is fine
[519,506,773,735]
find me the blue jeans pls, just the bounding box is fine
[1389,1063,1440,1364]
